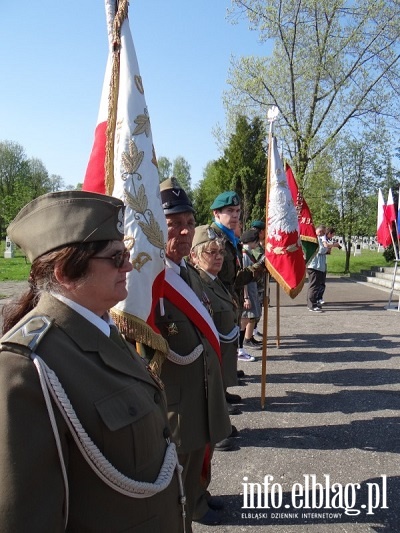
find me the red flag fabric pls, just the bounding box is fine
[83,0,168,354]
[285,163,318,263]
[377,188,392,247]
[265,137,306,298]
[386,188,396,224]
[398,186,400,238]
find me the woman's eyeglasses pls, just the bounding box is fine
[203,249,225,257]
[91,249,130,268]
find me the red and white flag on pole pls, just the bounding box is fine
[83,0,168,352]
[376,188,392,247]
[398,186,400,238]
[386,188,396,225]
[285,163,318,263]
[265,137,306,298]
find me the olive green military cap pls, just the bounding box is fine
[251,220,265,230]
[160,177,194,215]
[210,191,240,210]
[7,190,125,262]
[192,225,220,249]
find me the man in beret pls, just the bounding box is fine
[210,191,265,364]
[251,220,266,261]
[154,178,231,529]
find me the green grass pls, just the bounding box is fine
[326,247,392,275]
[0,240,394,281]
[0,241,31,281]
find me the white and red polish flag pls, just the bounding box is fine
[83,0,168,352]
[265,137,306,298]
[376,188,392,247]
[385,188,397,226]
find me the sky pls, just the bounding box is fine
[1,1,266,189]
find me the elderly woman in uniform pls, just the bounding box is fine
[190,225,241,432]
[0,191,184,532]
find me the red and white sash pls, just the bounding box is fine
[163,268,221,361]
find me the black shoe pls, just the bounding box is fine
[208,496,224,510]
[194,508,222,525]
[214,437,235,451]
[227,404,242,415]
[229,425,239,438]
[225,391,242,403]
[237,370,245,378]
[244,338,262,349]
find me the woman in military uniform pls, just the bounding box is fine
[0,191,184,532]
[190,225,239,397]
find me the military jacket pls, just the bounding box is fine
[155,263,231,454]
[0,293,183,533]
[210,222,255,305]
[197,269,239,388]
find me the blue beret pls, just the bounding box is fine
[210,191,241,210]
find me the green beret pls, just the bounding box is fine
[160,177,194,215]
[210,191,240,210]
[7,190,125,262]
[251,220,266,230]
[192,225,219,249]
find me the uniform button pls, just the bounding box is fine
[154,392,161,404]
[128,406,136,416]
[163,427,171,439]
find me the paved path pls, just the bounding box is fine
[1,277,399,531]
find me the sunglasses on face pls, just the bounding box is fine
[91,249,130,268]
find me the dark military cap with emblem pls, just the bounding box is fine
[7,190,125,262]
[160,177,195,215]
[251,220,266,230]
[210,191,241,210]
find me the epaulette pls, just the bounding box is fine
[0,315,53,356]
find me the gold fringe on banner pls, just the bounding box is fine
[266,264,306,299]
[111,308,169,376]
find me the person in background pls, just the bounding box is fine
[307,224,329,312]
[155,178,231,529]
[250,220,266,261]
[209,191,265,364]
[241,229,263,349]
[250,220,266,338]
[0,191,184,532]
[317,226,342,305]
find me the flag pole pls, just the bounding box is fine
[261,106,279,409]
[276,282,280,347]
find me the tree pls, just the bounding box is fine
[193,115,267,228]
[0,141,57,237]
[192,161,224,225]
[227,0,400,187]
[330,129,393,272]
[157,156,172,182]
[172,156,191,195]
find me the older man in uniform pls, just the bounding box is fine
[155,178,231,529]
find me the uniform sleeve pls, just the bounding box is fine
[0,351,66,532]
